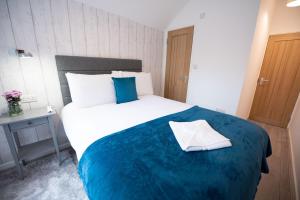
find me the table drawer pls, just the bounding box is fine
[9,117,48,131]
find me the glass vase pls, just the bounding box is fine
[8,101,23,117]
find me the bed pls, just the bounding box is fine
[56,55,272,200]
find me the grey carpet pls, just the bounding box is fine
[0,150,88,200]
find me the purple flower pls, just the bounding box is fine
[11,91,22,97]
[2,90,22,102]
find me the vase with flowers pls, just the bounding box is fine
[2,90,23,116]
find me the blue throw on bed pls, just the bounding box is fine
[78,106,272,200]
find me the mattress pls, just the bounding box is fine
[61,95,192,160]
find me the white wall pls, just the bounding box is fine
[289,95,300,200]
[74,0,189,30]
[270,0,300,34]
[0,0,163,169]
[162,0,260,115]
[236,0,275,118]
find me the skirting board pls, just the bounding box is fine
[0,142,71,172]
[288,128,299,200]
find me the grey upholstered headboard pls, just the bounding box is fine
[55,55,142,105]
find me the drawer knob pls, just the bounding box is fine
[27,121,33,125]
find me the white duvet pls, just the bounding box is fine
[61,95,192,160]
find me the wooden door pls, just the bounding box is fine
[164,26,194,102]
[250,33,300,128]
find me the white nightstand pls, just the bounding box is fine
[0,108,61,179]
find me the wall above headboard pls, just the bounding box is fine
[0,0,163,169]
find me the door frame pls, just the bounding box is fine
[164,26,194,102]
[249,32,300,127]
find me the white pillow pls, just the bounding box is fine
[111,71,122,77]
[65,73,115,107]
[111,71,154,96]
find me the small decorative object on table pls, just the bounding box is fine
[2,90,23,117]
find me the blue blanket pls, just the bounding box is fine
[78,106,272,200]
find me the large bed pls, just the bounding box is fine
[56,55,272,200]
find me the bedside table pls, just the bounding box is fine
[0,108,61,179]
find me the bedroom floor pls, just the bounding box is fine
[255,123,296,200]
[0,123,295,200]
[0,150,88,200]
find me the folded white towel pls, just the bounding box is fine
[169,120,232,152]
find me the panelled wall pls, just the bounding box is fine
[0,0,163,168]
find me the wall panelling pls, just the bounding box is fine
[0,0,163,169]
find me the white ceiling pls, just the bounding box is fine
[75,0,190,30]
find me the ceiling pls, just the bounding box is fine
[75,0,190,30]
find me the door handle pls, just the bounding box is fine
[184,75,188,84]
[179,75,188,83]
[258,77,270,86]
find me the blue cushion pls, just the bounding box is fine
[112,77,138,104]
